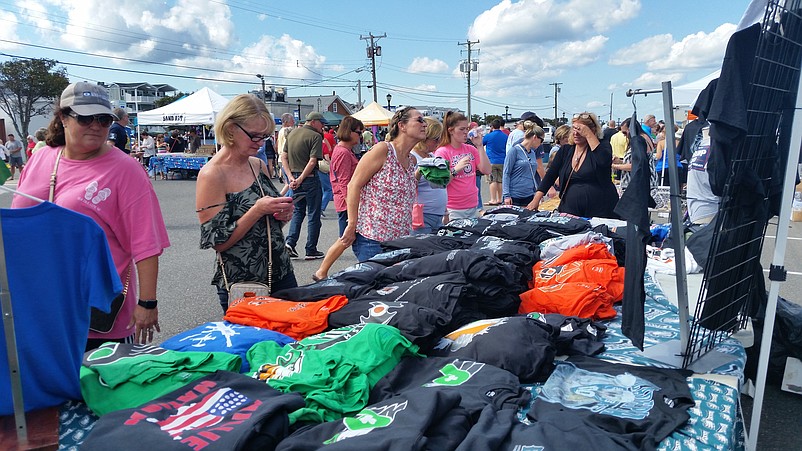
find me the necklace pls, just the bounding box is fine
[573,148,587,170]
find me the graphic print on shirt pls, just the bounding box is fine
[537,262,582,284]
[359,301,405,324]
[302,323,367,350]
[688,130,710,173]
[433,318,508,352]
[149,387,252,440]
[323,401,409,444]
[83,180,112,206]
[423,359,485,387]
[256,350,305,381]
[176,322,241,348]
[539,363,659,420]
[448,153,474,177]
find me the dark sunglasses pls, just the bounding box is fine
[410,116,425,124]
[352,129,364,134]
[235,123,270,142]
[68,111,114,127]
[573,113,592,120]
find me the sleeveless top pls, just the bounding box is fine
[199,171,293,289]
[356,142,417,241]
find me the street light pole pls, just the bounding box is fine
[505,106,509,121]
[386,93,392,111]
[296,98,302,122]
[256,74,266,103]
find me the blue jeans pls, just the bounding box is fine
[354,233,383,262]
[337,210,349,237]
[286,176,322,254]
[412,213,444,235]
[476,175,483,208]
[216,270,298,313]
[320,171,333,212]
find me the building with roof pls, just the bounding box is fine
[104,82,178,114]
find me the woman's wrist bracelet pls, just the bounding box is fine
[138,299,158,309]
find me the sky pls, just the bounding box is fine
[0,0,756,124]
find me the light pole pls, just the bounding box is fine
[296,98,302,122]
[505,106,509,121]
[256,74,266,103]
[386,93,392,111]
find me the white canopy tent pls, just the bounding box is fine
[672,70,720,110]
[137,87,230,126]
[351,101,394,126]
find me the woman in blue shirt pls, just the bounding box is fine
[502,126,545,206]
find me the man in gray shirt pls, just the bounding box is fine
[5,134,23,180]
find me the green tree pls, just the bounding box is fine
[0,58,69,138]
[154,92,191,108]
[485,114,503,125]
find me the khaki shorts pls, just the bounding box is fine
[489,164,504,183]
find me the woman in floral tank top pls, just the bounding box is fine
[340,107,428,262]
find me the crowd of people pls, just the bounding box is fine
[9,80,686,350]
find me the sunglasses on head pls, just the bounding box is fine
[573,113,593,120]
[68,111,114,127]
[234,123,270,142]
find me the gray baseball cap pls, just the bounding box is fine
[60,82,117,118]
[305,111,328,124]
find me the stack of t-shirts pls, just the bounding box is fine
[80,343,242,416]
[536,313,607,356]
[81,371,305,451]
[380,234,472,255]
[224,295,348,340]
[328,272,482,350]
[247,323,421,424]
[539,231,614,262]
[428,316,557,383]
[161,321,295,373]
[369,356,531,422]
[507,356,694,450]
[271,277,372,302]
[276,388,470,450]
[519,243,625,320]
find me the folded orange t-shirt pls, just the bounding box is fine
[518,282,617,320]
[531,258,625,301]
[224,295,348,340]
[542,242,615,267]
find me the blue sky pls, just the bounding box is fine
[0,0,754,123]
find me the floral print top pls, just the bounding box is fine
[200,172,292,291]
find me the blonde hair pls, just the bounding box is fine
[554,124,571,144]
[214,94,275,147]
[414,117,443,153]
[569,112,603,144]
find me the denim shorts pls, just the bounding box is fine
[353,233,383,262]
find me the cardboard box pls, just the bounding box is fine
[792,208,802,222]
[782,356,802,395]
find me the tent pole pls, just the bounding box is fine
[746,65,802,451]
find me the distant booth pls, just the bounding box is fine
[137,87,230,179]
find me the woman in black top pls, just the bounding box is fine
[529,112,619,218]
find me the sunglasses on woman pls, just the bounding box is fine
[68,111,115,127]
[573,113,592,120]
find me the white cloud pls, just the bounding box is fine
[413,84,438,92]
[631,71,684,87]
[610,34,674,66]
[0,11,19,50]
[648,23,736,71]
[407,57,449,74]
[468,0,641,45]
[586,100,606,108]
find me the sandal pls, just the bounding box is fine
[311,274,323,282]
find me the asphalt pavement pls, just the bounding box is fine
[2,175,801,449]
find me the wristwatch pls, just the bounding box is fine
[137,299,158,309]
[451,169,458,177]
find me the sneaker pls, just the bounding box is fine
[304,250,325,260]
[285,244,299,258]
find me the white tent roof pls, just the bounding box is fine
[672,70,720,109]
[137,87,230,125]
[351,102,394,126]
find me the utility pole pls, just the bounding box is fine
[356,80,363,110]
[360,33,386,103]
[458,39,479,119]
[549,82,562,124]
[609,92,614,124]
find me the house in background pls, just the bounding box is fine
[104,82,178,115]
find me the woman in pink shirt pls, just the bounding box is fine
[435,111,491,219]
[313,116,364,281]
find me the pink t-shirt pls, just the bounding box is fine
[12,145,170,339]
[435,142,480,210]
[330,143,359,213]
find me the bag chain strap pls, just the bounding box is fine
[217,161,273,294]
